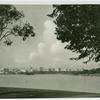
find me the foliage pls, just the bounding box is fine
[0,5,35,46]
[48,5,100,63]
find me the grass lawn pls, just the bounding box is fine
[0,87,100,98]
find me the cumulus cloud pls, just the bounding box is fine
[50,41,66,54]
[50,41,62,54]
[43,20,56,44]
[29,51,38,60]
[28,42,46,61]
[53,57,61,62]
[14,20,66,64]
[38,42,46,55]
[43,20,66,54]
[15,20,65,64]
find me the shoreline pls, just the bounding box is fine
[0,73,100,77]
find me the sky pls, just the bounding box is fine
[0,5,99,70]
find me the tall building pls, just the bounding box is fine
[58,68,61,72]
[39,67,44,72]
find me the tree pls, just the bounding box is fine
[0,5,35,46]
[48,5,100,63]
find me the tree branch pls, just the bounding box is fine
[0,31,12,42]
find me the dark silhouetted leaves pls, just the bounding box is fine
[49,5,100,63]
[0,5,35,45]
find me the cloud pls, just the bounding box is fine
[50,41,61,54]
[43,20,56,44]
[53,57,61,62]
[29,51,38,60]
[38,42,46,55]
[14,20,66,65]
[28,42,46,61]
[43,20,66,55]
[50,41,66,54]
[43,20,66,56]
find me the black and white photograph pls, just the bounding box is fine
[0,2,100,98]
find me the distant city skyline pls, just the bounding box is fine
[0,5,99,70]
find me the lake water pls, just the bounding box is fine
[0,74,100,93]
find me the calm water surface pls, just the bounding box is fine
[0,74,100,93]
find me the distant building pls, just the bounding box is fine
[3,68,10,74]
[52,68,56,72]
[20,69,26,73]
[39,67,44,72]
[27,67,34,72]
[0,68,4,74]
[48,68,52,72]
[61,68,66,72]
[12,68,21,74]
[58,68,61,72]
[54,68,58,72]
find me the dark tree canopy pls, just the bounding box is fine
[0,5,35,46]
[48,5,100,63]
